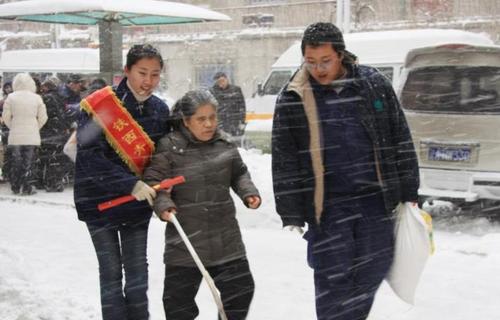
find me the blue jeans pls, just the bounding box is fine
[87,220,150,320]
[305,193,394,320]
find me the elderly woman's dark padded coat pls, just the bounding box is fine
[143,126,259,267]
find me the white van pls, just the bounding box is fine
[397,44,500,204]
[245,28,494,147]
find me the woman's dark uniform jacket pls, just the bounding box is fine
[74,78,169,225]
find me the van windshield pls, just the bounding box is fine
[263,70,293,95]
[401,66,500,114]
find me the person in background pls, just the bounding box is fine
[38,79,71,192]
[88,78,107,93]
[271,22,420,320]
[74,44,170,320]
[0,81,13,183]
[59,73,88,125]
[2,73,47,195]
[210,72,247,138]
[32,76,42,95]
[144,89,260,320]
[61,77,108,164]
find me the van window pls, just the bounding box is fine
[401,66,500,114]
[263,70,293,95]
[375,66,394,82]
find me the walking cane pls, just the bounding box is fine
[170,214,228,320]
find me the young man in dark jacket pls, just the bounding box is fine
[271,22,420,320]
[210,72,247,137]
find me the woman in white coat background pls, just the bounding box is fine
[2,73,47,195]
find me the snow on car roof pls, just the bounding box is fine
[272,29,494,69]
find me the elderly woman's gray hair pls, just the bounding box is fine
[170,89,218,128]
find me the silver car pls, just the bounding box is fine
[398,44,500,206]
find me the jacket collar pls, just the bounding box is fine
[170,126,229,149]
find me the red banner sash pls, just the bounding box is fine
[80,86,155,176]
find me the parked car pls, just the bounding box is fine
[397,43,500,210]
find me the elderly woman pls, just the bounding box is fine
[2,73,47,195]
[144,89,261,320]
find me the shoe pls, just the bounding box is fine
[12,189,20,195]
[45,186,64,193]
[21,189,37,196]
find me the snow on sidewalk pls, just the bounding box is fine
[1,198,500,320]
[1,148,500,319]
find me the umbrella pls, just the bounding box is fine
[0,0,230,82]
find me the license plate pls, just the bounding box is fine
[428,146,471,162]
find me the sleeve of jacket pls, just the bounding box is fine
[37,97,48,129]
[76,111,139,195]
[230,147,259,205]
[271,92,306,227]
[383,77,420,202]
[2,97,11,128]
[236,87,246,125]
[143,139,177,216]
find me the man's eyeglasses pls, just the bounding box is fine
[303,55,338,71]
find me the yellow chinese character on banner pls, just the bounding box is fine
[134,143,146,156]
[113,118,129,132]
[122,130,138,144]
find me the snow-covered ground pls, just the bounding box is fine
[1,149,500,320]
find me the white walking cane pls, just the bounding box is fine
[170,215,228,320]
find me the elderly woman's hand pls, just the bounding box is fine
[245,195,261,209]
[159,208,177,222]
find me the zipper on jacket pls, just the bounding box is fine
[137,102,144,116]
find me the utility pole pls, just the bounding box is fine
[336,0,351,33]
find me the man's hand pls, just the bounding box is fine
[159,208,177,222]
[131,180,156,206]
[284,225,304,234]
[245,195,261,209]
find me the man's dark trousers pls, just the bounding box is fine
[305,193,394,320]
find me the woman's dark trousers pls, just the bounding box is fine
[87,220,150,320]
[163,258,255,320]
[9,145,36,194]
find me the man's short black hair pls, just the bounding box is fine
[68,73,83,83]
[213,71,227,80]
[301,22,345,55]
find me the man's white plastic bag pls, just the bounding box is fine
[386,202,432,305]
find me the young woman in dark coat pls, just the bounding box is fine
[74,44,170,320]
[143,89,261,320]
